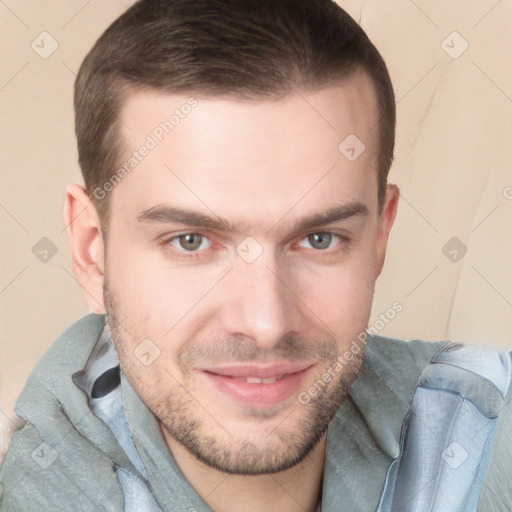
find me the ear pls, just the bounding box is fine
[63,183,106,314]
[375,184,400,277]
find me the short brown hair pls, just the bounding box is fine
[74,0,395,227]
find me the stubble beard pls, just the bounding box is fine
[104,275,365,475]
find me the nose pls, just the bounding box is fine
[218,249,304,350]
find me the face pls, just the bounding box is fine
[100,69,397,475]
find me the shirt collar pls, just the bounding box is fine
[72,318,435,512]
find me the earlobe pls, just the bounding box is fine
[63,183,106,314]
[375,184,400,277]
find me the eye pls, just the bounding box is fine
[168,233,211,252]
[297,232,343,250]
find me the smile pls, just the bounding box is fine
[198,363,316,408]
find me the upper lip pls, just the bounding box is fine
[198,363,314,379]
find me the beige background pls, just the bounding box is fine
[1,0,511,452]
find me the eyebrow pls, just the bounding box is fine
[136,201,369,235]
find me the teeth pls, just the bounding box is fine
[246,376,280,384]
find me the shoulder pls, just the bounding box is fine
[362,336,510,400]
[0,313,123,511]
[360,334,450,401]
[363,339,511,512]
[25,313,106,386]
[349,334,451,411]
[371,339,512,512]
[0,421,124,511]
[478,350,512,511]
[364,334,449,371]
[12,313,106,418]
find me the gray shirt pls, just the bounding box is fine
[1,313,511,511]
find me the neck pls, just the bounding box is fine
[161,426,326,512]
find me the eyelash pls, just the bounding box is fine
[161,231,350,260]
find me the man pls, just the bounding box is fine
[1,0,511,511]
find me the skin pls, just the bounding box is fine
[64,67,399,512]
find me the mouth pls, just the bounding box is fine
[197,362,315,408]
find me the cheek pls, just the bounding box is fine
[293,243,377,343]
[107,242,210,318]
[105,243,228,369]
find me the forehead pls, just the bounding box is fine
[110,70,380,230]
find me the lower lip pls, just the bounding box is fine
[201,366,314,408]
